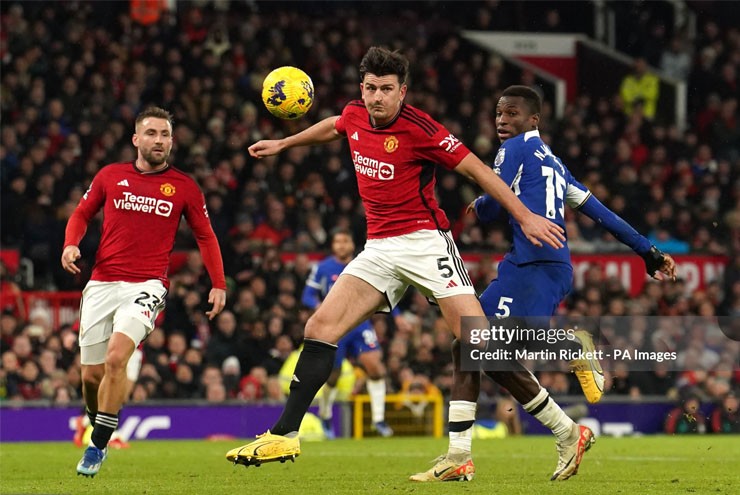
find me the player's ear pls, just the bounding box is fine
[132,133,139,148]
[531,113,540,128]
[399,84,407,101]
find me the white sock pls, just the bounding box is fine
[318,386,338,420]
[366,378,386,424]
[448,400,476,456]
[523,388,576,442]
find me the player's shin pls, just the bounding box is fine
[448,339,480,459]
[366,378,386,424]
[272,339,338,436]
[448,401,476,459]
[522,388,575,443]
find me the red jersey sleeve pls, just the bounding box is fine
[64,170,107,248]
[183,182,226,290]
[334,103,352,136]
[410,108,470,170]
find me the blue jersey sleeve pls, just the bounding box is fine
[577,195,652,254]
[474,195,502,223]
[565,169,651,255]
[301,262,324,309]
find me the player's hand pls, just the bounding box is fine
[520,212,565,249]
[466,197,480,216]
[205,288,226,320]
[248,140,285,158]
[642,246,677,281]
[61,245,81,274]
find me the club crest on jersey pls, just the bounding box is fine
[383,136,399,153]
[494,148,505,170]
[160,183,176,196]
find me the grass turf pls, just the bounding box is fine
[1,435,738,494]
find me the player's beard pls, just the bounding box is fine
[142,147,170,166]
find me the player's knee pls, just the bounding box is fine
[104,346,130,376]
[106,324,144,375]
[304,313,333,341]
[81,365,104,388]
[326,373,340,387]
[363,360,386,379]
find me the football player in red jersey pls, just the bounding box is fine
[62,107,226,477]
[225,47,564,472]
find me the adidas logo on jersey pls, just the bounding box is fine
[351,132,359,141]
[117,179,130,187]
[446,280,458,289]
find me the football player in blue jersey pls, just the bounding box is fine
[301,228,393,438]
[411,86,677,482]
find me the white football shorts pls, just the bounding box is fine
[79,280,166,365]
[343,229,474,312]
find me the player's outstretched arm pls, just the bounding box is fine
[576,194,676,280]
[248,116,342,158]
[455,153,565,249]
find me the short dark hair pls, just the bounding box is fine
[359,46,409,85]
[135,106,174,127]
[501,85,541,115]
[330,227,353,242]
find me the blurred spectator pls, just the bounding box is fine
[1,351,22,399]
[0,262,26,319]
[665,393,707,434]
[17,360,42,399]
[709,391,740,433]
[205,310,246,370]
[660,36,692,81]
[619,57,660,119]
[221,355,241,398]
[238,366,267,401]
[205,381,227,403]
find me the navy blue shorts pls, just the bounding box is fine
[334,320,380,369]
[479,259,572,328]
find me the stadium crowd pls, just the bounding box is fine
[0,1,738,430]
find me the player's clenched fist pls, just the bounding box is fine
[61,245,82,274]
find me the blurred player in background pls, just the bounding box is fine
[226,46,565,470]
[62,107,226,477]
[302,228,393,438]
[411,86,677,482]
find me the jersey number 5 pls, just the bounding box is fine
[436,257,453,278]
[495,296,514,318]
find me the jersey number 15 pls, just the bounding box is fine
[541,166,566,220]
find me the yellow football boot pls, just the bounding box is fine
[226,431,300,467]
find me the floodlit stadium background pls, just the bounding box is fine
[1,0,738,449]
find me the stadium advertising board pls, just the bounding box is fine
[0,402,690,442]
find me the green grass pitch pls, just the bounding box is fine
[1,436,738,494]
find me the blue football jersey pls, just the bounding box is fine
[301,256,377,368]
[302,256,346,309]
[492,130,590,265]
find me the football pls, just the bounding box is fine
[261,66,314,119]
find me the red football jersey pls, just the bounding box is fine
[64,162,225,289]
[335,101,471,238]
